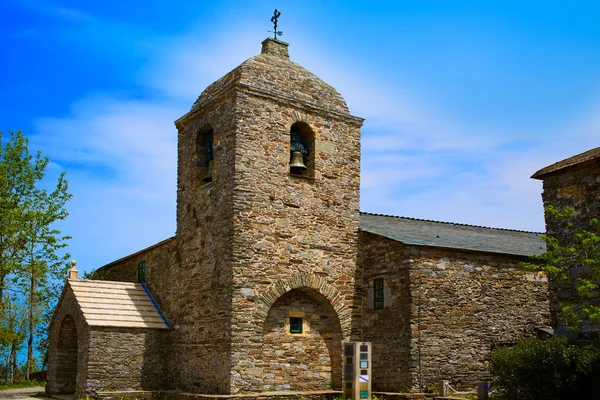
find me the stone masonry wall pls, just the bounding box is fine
[405,246,549,390]
[359,232,551,391]
[54,316,78,393]
[262,288,343,391]
[95,238,177,390]
[359,233,412,392]
[539,159,600,332]
[86,327,168,393]
[99,238,176,284]
[94,38,363,395]
[47,284,91,399]
[227,50,363,392]
[173,88,238,393]
[541,159,600,241]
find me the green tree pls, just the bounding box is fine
[492,336,600,400]
[0,294,26,384]
[0,131,46,301]
[0,130,71,379]
[16,176,70,379]
[521,205,600,329]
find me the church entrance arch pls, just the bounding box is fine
[55,315,78,394]
[262,287,343,391]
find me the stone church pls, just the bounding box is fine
[47,37,556,398]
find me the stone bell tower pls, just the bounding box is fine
[174,38,363,394]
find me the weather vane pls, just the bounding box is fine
[268,9,283,39]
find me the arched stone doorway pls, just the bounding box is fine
[55,315,78,393]
[262,287,343,391]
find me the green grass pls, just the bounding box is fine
[28,391,51,398]
[0,380,46,391]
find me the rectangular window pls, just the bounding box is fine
[289,317,303,334]
[137,260,146,283]
[374,277,384,310]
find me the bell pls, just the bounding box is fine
[202,160,214,183]
[289,151,307,173]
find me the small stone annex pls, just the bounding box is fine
[47,37,556,398]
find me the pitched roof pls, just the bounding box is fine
[359,213,545,257]
[531,146,600,180]
[68,279,170,329]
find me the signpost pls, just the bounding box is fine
[343,342,372,400]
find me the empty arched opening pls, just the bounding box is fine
[55,315,78,394]
[289,122,315,178]
[262,287,343,391]
[193,125,215,186]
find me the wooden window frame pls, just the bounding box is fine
[289,316,303,334]
[137,260,146,283]
[374,277,384,310]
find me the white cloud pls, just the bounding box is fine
[30,95,179,271]
[24,7,600,272]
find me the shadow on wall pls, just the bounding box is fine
[359,233,413,392]
[141,329,172,390]
[262,287,343,391]
[55,315,78,394]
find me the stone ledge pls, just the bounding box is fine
[96,390,154,399]
[95,390,438,400]
[373,393,436,399]
[96,390,340,400]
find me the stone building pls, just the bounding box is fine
[47,38,551,398]
[532,147,600,336]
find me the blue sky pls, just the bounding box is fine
[2,0,600,275]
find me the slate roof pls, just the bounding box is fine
[532,146,600,180]
[360,213,545,257]
[68,279,170,329]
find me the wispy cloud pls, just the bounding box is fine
[17,1,600,271]
[23,11,270,271]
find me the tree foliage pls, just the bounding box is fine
[0,130,71,382]
[492,337,600,400]
[521,205,600,329]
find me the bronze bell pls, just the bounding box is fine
[289,151,307,173]
[202,160,214,183]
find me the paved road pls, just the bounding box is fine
[0,387,46,400]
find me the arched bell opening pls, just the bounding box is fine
[262,287,343,391]
[193,125,215,186]
[55,315,78,394]
[289,122,315,178]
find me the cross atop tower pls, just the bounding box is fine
[269,9,283,39]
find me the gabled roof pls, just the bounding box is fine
[532,146,600,180]
[360,213,545,257]
[68,279,170,329]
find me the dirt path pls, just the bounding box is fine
[0,387,46,400]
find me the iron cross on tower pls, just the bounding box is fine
[269,9,283,39]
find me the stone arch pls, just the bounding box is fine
[256,272,352,339]
[261,286,344,390]
[55,314,78,394]
[286,111,320,140]
[194,123,215,185]
[289,121,317,178]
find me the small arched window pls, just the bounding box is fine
[289,122,315,177]
[193,126,214,185]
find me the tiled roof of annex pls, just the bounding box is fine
[359,212,545,257]
[67,279,169,329]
